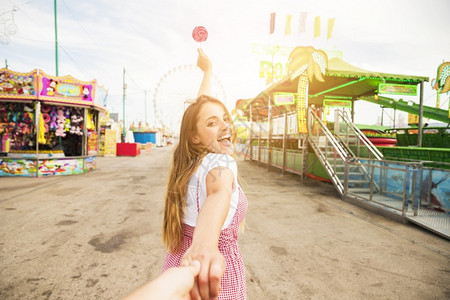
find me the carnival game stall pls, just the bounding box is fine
[0,68,106,177]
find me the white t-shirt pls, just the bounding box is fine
[183,153,239,230]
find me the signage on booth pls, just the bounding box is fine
[323,99,352,108]
[39,71,95,102]
[408,113,419,125]
[274,92,296,105]
[0,68,38,99]
[379,83,417,96]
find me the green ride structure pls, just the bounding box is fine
[235,46,450,239]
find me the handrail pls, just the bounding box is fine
[334,135,358,158]
[336,110,384,160]
[309,108,350,161]
[346,157,425,215]
[307,108,350,196]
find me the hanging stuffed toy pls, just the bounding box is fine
[23,112,34,124]
[16,112,24,123]
[55,107,66,137]
[19,122,31,135]
[7,112,17,122]
[86,110,95,130]
[64,108,71,132]
[64,107,70,118]
[64,118,71,132]
[38,112,46,144]
[49,106,58,131]
[69,108,84,135]
[0,111,7,122]
[23,104,34,124]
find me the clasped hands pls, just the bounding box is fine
[181,243,225,300]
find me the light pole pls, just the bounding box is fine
[54,0,59,76]
[122,68,126,139]
[144,90,147,124]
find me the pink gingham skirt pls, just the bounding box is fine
[162,187,248,299]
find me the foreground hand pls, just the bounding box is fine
[181,245,225,299]
[122,261,201,300]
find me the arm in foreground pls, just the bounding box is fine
[181,166,234,299]
[121,260,201,300]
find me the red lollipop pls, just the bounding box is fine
[192,26,208,42]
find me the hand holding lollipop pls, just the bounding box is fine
[193,26,211,96]
[192,26,209,69]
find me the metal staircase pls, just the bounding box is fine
[333,109,384,160]
[307,108,383,198]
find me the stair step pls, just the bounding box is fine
[325,153,341,157]
[335,171,365,176]
[341,139,360,144]
[332,163,361,168]
[320,149,339,154]
[333,171,364,178]
[348,188,370,193]
[328,161,347,165]
[327,160,344,164]
[348,179,369,184]
[327,161,349,166]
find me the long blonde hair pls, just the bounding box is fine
[162,95,235,252]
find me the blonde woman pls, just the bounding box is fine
[162,49,248,299]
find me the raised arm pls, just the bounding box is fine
[180,166,233,299]
[197,48,213,97]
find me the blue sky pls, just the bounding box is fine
[1,0,449,130]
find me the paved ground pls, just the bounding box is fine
[1,146,449,300]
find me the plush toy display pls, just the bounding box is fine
[0,102,36,150]
[0,103,6,123]
[64,108,70,119]
[55,107,66,137]
[49,106,57,131]
[0,101,95,154]
[64,118,71,132]
[69,108,84,136]
[23,112,33,124]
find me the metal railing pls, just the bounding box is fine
[419,166,450,213]
[344,158,422,216]
[334,109,384,160]
[236,108,450,239]
[308,108,351,196]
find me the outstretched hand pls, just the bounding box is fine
[181,244,225,299]
[122,260,201,300]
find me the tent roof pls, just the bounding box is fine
[326,57,428,82]
[237,57,429,120]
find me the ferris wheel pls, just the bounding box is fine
[153,64,226,135]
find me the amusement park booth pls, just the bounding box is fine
[235,46,450,238]
[236,48,432,178]
[0,68,108,177]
